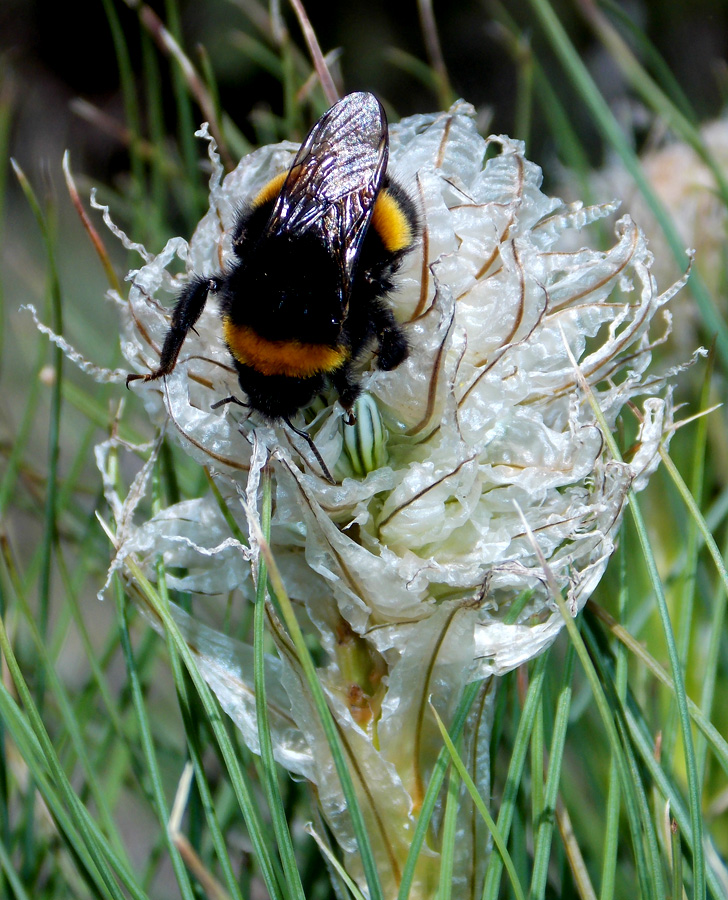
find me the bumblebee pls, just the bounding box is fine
[128,92,417,444]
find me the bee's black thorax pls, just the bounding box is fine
[220,224,345,346]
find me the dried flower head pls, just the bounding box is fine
[102,100,693,895]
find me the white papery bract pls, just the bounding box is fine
[109,100,690,897]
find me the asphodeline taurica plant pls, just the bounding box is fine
[94,100,697,897]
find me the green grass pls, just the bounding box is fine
[1,0,727,897]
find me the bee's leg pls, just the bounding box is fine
[283,417,335,484]
[371,306,408,371]
[211,394,248,411]
[331,364,361,424]
[127,276,217,386]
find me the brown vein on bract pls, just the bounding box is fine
[215,217,226,271]
[508,506,605,544]
[472,150,524,281]
[505,241,526,336]
[541,253,639,315]
[473,244,502,283]
[524,235,650,404]
[435,115,454,170]
[469,238,531,369]
[411,603,465,810]
[405,295,457,438]
[129,576,295,734]
[377,455,475,532]
[450,200,511,301]
[523,340,650,409]
[162,380,250,472]
[411,174,431,320]
[458,241,535,410]
[186,637,299,732]
[337,722,403,885]
[457,154,529,316]
[399,318,467,450]
[472,196,520,284]
[280,457,370,607]
[270,599,403,887]
[263,601,315,734]
[187,354,236,380]
[127,284,161,361]
[542,226,638,314]
[544,298,637,321]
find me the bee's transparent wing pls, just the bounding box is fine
[266,92,388,308]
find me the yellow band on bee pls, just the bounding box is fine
[371,189,414,253]
[252,171,288,208]
[223,318,348,378]
[255,176,412,255]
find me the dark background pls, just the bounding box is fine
[3,0,728,185]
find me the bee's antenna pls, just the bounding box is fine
[283,417,335,484]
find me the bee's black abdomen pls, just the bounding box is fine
[233,362,324,421]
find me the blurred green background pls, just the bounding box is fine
[3,0,728,176]
[1,1,727,897]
